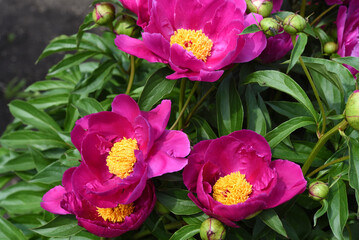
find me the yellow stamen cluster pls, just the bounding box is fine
[213,171,252,205]
[170,28,213,62]
[97,203,135,223]
[106,137,138,179]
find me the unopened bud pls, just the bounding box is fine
[92,3,115,26]
[283,13,306,35]
[245,0,273,18]
[260,18,280,37]
[200,218,226,240]
[345,90,359,130]
[323,42,338,54]
[114,15,139,37]
[309,181,329,201]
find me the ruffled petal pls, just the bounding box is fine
[41,186,70,215]
[265,160,307,209]
[142,32,171,60]
[170,43,206,72]
[111,94,140,123]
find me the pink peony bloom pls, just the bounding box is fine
[70,94,190,207]
[41,168,156,238]
[115,0,267,82]
[259,31,293,63]
[337,1,359,76]
[183,130,307,227]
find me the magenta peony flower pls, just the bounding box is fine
[70,94,190,207]
[41,167,156,238]
[183,130,307,227]
[337,1,359,76]
[259,31,293,63]
[118,0,151,28]
[115,0,267,82]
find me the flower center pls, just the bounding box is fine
[97,203,135,223]
[212,171,252,205]
[106,137,138,179]
[170,28,213,62]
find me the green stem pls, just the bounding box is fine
[125,55,135,95]
[170,81,199,130]
[300,0,306,17]
[178,78,187,130]
[133,221,185,239]
[302,119,348,175]
[310,4,338,26]
[306,155,349,178]
[291,35,326,136]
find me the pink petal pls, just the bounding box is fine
[265,159,307,209]
[147,130,190,178]
[71,114,91,151]
[166,69,223,82]
[142,32,171,60]
[111,94,140,123]
[41,186,70,215]
[62,167,76,192]
[115,35,167,63]
[170,44,206,72]
[336,6,347,56]
[133,115,153,158]
[145,0,175,39]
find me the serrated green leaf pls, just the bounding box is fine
[157,189,201,215]
[259,209,288,238]
[327,180,348,240]
[287,33,307,73]
[313,199,328,226]
[244,70,318,122]
[169,224,201,240]
[265,116,315,148]
[0,215,27,240]
[9,100,62,134]
[138,67,176,111]
[239,24,261,35]
[216,77,244,136]
[31,215,83,237]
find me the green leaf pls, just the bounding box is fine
[287,32,307,73]
[48,51,98,76]
[191,116,217,141]
[0,182,45,201]
[73,59,117,95]
[30,160,68,185]
[259,209,288,238]
[28,93,69,109]
[26,80,75,92]
[313,199,328,226]
[239,24,261,35]
[64,94,80,131]
[76,12,95,48]
[0,191,44,215]
[301,57,356,101]
[267,101,312,119]
[245,85,267,135]
[244,70,318,122]
[0,153,35,173]
[157,189,201,215]
[144,212,171,240]
[327,180,348,240]
[333,56,359,71]
[138,67,176,111]
[9,100,62,134]
[265,116,315,148]
[169,224,201,240]
[31,215,83,237]
[182,212,208,225]
[0,130,69,150]
[76,97,106,116]
[29,147,53,171]
[347,138,359,207]
[0,215,27,240]
[216,77,244,136]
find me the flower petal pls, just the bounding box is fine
[41,186,70,215]
[111,94,140,123]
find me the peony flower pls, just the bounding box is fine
[41,167,156,238]
[183,130,307,227]
[336,0,359,76]
[118,0,151,28]
[70,94,190,207]
[115,0,267,82]
[259,31,293,63]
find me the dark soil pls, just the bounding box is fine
[0,0,92,134]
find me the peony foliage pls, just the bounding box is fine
[1,0,359,239]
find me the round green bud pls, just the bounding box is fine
[283,14,306,35]
[114,15,139,36]
[345,90,359,130]
[92,3,115,26]
[245,0,273,18]
[323,42,338,54]
[260,17,280,37]
[200,218,226,240]
[308,181,329,201]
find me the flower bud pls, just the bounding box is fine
[114,15,139,37]
[260,18,280,37]
[308,181,329,201]
[92,3,115,26]
[245,0,273,18]
[345,90,359,130]
[323,42,338,54]
[283,14,306,35]
[200,218,226,240]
